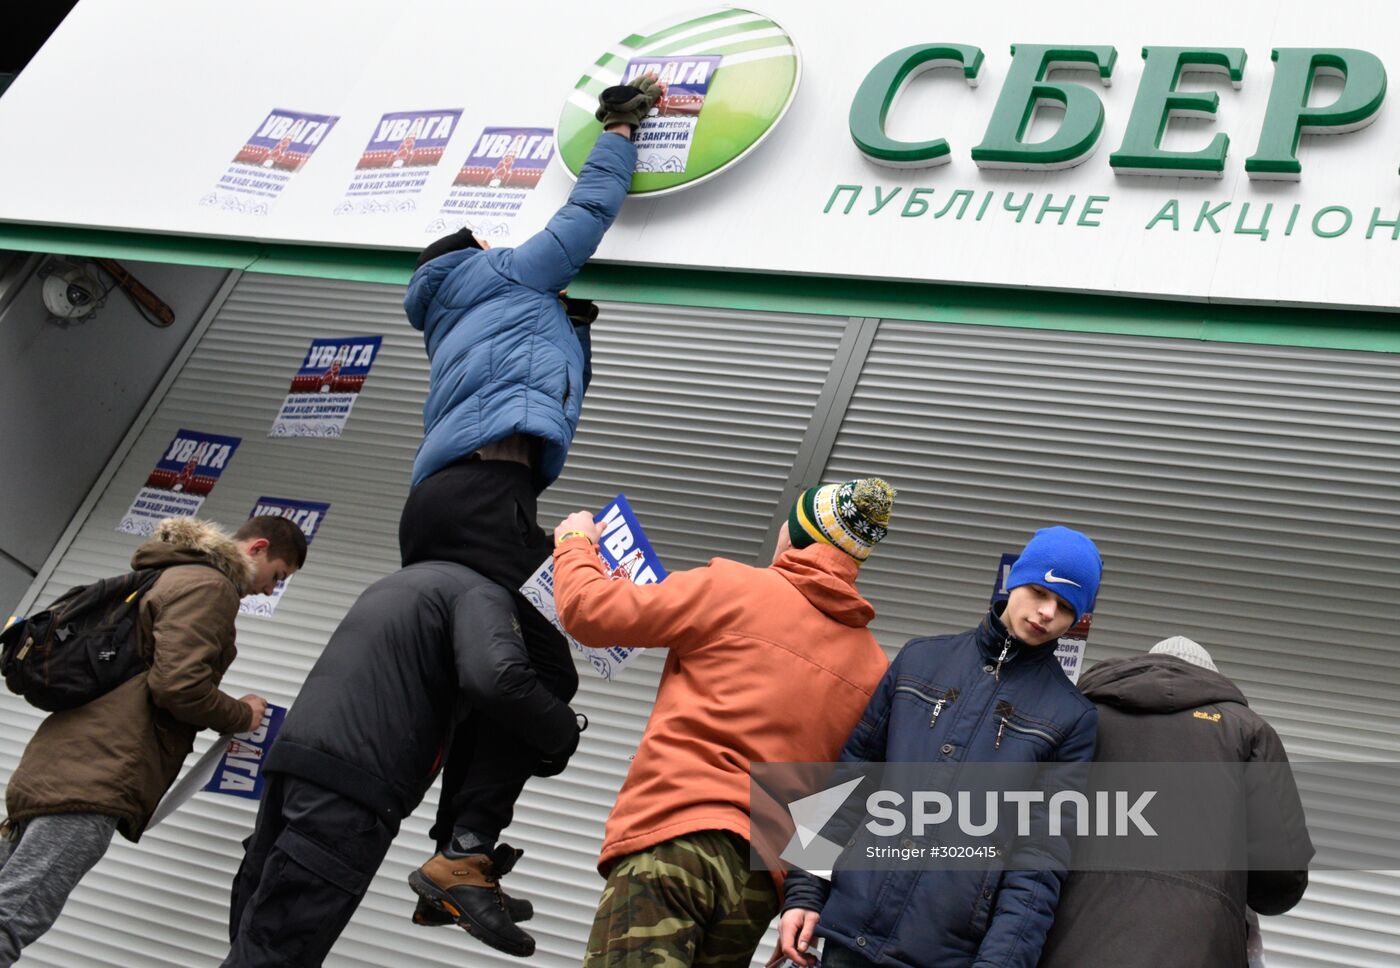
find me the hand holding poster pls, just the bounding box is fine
[148,703,285,828]
[269,336,382,438]
[117,429,241,536]
[521,494,667,681]
[239,497,331,618]
[990,552,1090,683]
[623,56,722,173]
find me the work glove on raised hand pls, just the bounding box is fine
[595,75,663,131]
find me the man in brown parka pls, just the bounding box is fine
[0,514,306,965]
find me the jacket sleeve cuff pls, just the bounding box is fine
[208,692,251,735]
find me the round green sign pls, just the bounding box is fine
[557,6,801,196]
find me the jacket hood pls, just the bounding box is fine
[1078,654,1247,713]
[770,543,875,628]
[403,248,477,333]
[131,517,254,595]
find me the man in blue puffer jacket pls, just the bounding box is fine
[777,526,1103,968]
[395,76,662,954]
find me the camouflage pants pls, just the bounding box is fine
[584,829,779,967]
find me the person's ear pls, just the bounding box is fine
[245,537,270,558]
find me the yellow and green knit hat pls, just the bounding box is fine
[787,478,896,563]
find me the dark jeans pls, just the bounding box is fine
[399,457,579,845]
[224,775,397,968]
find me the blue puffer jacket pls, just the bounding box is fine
[404,133,636,491]
[784,605,1098,968]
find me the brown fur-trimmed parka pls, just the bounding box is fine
[5,517,255,841]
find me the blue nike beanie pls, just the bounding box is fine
[1005,526,1103,622]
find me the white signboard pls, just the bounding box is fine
[3,0,1400,310]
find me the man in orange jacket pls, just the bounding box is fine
[551,478,897,967]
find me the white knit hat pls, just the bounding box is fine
[1149,636,1218,672]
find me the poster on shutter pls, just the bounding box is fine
[427,126,555,239]
[334,108,462,216]
[117,429,241,536]
[623,55,721,173]
[238,497,331,617]
[990,552,1090,683]
[199,108,339,216]
[269,335,382,438]
[520,493,668,681]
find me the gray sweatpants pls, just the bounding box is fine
[0,814,119,966]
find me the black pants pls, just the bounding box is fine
[224,775,397,968]
[399,457,579,845]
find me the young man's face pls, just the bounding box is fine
[1002,584,1077,646]
[239,539,299,597]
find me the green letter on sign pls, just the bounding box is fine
[849,44,984,168]
[971,45,1117,170]
[1245,49,1387,180]
[1110,47,1247,177]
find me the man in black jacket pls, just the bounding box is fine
[1038,636,1314,968]
[222,562,581,966]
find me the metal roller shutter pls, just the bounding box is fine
[819,319,1400,968]
[0,274,847,967]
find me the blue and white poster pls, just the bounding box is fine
[203,703,285,798]
[521,493,668,681]
[238,497,331,618]
[269,336,382,438]
[147,703,286,828]
[622,55,721,173]
[335,108,463,215]
[991,552,1090,683]
[117,429,242,536]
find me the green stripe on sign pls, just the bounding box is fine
[649,20,778,56]
[705,36,794,58]
[637,8,749,48]
[575,55,627,90]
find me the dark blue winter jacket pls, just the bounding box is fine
[783,605,1098,968]
[404,133,636,491]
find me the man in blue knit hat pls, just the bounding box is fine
[777,525,1104,968]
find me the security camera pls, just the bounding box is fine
[41,265,104,319]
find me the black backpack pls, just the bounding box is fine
[1,568,170,711]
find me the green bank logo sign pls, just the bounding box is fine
[557,7,800,196]
[851,45,1387,180]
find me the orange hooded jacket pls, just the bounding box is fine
[553,538,889,886]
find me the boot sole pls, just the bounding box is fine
[407,869,535,957]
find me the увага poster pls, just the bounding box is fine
[335,108,463,216]
[623,56,721,173]
[520,494,667,681]
[238,497,330,618]
[269,336,382,438]
[117,430,242,536]
[427,126,555,239]
[201,108,339,215]
[990,552,1090,683]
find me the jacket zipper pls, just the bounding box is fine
[992,636,1012,680]
[894,685,958,727]
[996,707,1057,750]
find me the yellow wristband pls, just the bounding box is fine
[556,530,594,547]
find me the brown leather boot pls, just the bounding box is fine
[408,845,536,957]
